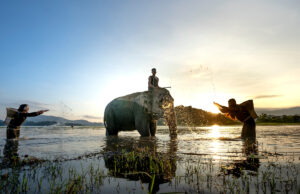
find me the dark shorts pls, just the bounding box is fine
[6,129,20,139]
[241,117,256,140]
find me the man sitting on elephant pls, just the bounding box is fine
[148,68,160,91]
[148,68,161,135]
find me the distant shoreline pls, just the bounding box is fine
[256,122,300,126]
[1,123,300,128]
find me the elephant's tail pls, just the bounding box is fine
[104,107,109,136]
[104,107,108,128]
[104,104,117,136]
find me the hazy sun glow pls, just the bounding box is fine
[204,104,220,113]
[191,92,231,114]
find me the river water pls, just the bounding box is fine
[1,125,300,160]
[0,125,300,193]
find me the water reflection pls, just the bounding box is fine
[1,139,20,169]
[103,136,177,193]
[207,125,222,160]
[208,125,221,138]
[223,139,260,177]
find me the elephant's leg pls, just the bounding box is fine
[106,128,118,136]
[105,110,119,136]
[135,117,151,137]
[150,119,157,136]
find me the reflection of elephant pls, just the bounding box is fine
[104,88,177,137]
[103,136,177,193]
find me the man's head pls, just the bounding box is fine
[228,98,237,109]
[151,68,156,75]
[18,104,29,113]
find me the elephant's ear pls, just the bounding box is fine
[135,92,152,113]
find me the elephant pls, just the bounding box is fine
[104,88,177,137]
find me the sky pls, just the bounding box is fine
[0,0,300,122]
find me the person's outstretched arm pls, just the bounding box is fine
[213,102,229,113]
[19,110,48,117]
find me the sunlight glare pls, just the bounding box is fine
[208,125,222,156]
[209,125,221,138]
[197,93,230,113]
[204,104,220,113]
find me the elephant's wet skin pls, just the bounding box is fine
[103,136,177,193]
[105,100,154,136]
[104,88,177,137]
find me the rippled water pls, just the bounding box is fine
[0,125,300,193]
[1,125,300,161]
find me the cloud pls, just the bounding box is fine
[254,95,283,99]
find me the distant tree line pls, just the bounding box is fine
[256,113,300,123]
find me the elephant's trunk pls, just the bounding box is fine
[165,109,177,138]
[163,101,177,138]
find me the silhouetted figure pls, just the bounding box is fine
[148,68,160,90]
[6,104,47,139]
[148,68,160,136]
[214,99,258,140]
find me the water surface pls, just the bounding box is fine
[0,125,299,193]
[1,125,299,161]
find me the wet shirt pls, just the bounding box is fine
[229,108,251,122]
[8,112,40,129]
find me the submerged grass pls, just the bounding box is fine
[179,156,300,193]
[1,127,300,193]
[0,161,106,193]
[0,148,299,193]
